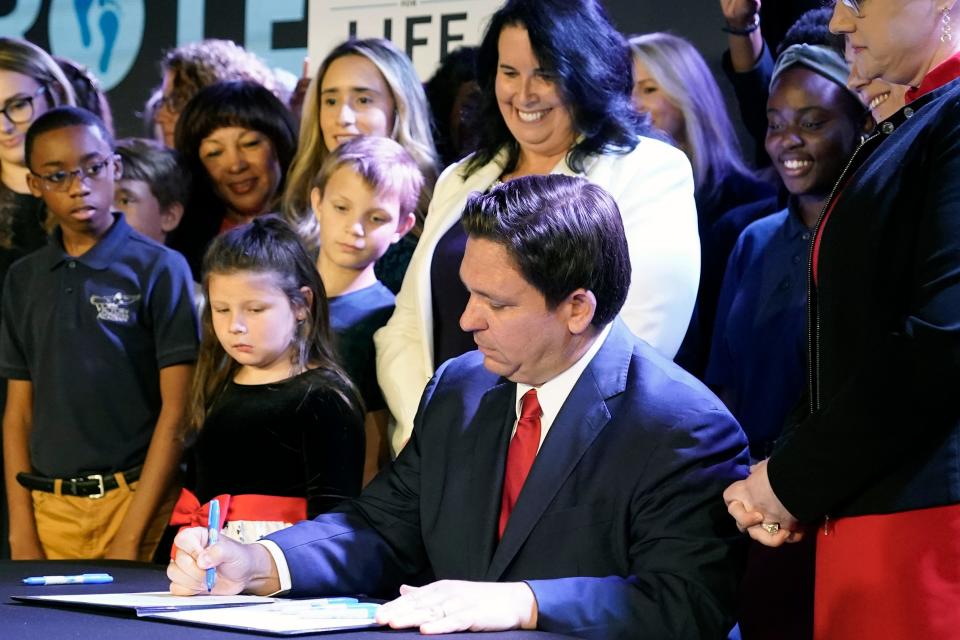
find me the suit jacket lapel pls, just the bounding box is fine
[461,378,516,581]
[484,321,634,581]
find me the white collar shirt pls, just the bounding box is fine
[512,322,613,452]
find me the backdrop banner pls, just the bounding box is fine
[307,0,501,80]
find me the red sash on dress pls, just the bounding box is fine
[168,488,307,558]
[814,502,960,639]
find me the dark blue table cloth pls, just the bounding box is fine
[1,560,577,639]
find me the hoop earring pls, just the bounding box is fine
[942,8,953,43]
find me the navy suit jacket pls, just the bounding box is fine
[266,320,749,639]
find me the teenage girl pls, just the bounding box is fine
[170,216,365,543]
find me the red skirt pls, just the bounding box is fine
[815,502,960,640]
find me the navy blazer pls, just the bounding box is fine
[266,321,749,639]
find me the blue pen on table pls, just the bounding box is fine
[206,498,220,592]
[307,602,380,620]
[308,597,359,605]
[23,573,113,586]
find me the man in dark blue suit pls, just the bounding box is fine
[169,175,749,639]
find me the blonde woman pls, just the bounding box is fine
[629,33,772,231]
[282,38,438,293]
[630,32,773,375]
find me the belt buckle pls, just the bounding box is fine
[86,474,105,499]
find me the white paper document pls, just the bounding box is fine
[142,598,380,635]
[12,592,381,635]
[12,591,276,614]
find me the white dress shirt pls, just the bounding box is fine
[259,323,614,593]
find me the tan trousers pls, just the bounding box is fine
[32,474,179,561]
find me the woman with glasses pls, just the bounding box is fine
[153,40,278,149]
[724,1,960,637]
[0,39,74,267]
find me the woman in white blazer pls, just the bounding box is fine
[375,0,700,454]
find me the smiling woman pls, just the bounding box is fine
[374,0,701,455]
[167,81,297,279]
[724,1,960,637]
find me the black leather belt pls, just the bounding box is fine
[16,466,142,499]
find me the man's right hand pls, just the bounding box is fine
[167,527,280,596]
[721,0,761,29]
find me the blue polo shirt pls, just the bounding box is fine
[705,204,811,457]
[0,213,199,477]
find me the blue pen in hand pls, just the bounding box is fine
[22,573,113,586]
[205,498,220,592]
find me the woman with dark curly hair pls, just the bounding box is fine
[375,0,700,454]
[154,40,278,149]
[167,80,297,279]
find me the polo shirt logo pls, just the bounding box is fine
[90,291,141,324]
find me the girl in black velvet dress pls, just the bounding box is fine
[170,216,364,543]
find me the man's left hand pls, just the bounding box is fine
[723,459,803,546]
[376,580,538,634]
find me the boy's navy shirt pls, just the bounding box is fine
[0,213,199,478]
[328,281,395,412]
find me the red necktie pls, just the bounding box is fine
[498,388,542,539]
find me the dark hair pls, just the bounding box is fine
[174,80,298,199]
[424,46,480,165]
[461,174,630,326]
[464,0,645,176]
[169,81,298,277]
[777,8,845,57]
[115,137,189,210]
[54,56,114,135]
[25,106,113,170]
[774,8,866,124]
[187,215,362,432]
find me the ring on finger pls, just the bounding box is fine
[761,522,780,534]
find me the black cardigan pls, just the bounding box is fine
[768,77,960,522]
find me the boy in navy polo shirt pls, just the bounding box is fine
[0,107,198,561]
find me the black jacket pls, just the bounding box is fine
[769,78,960,521]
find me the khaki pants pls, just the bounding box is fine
[32,474,179,561]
